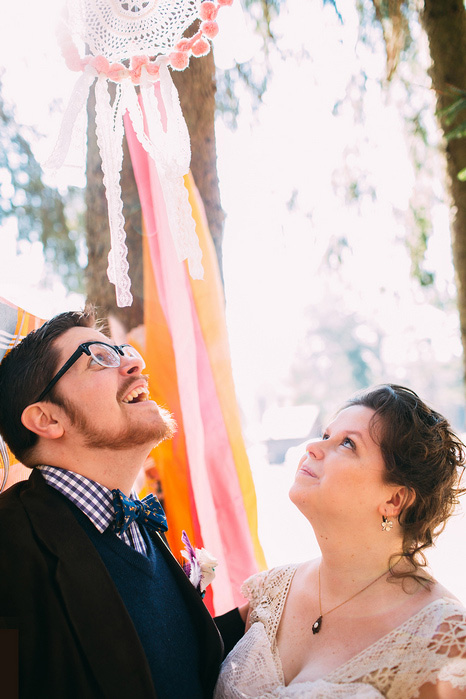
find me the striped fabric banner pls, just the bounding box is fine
[0,297,45,364]
[125,91,266,614]
[0,297,45,489]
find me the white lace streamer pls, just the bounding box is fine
[140,61,203,278]
[45,66,98,171]
[94,76,133,307]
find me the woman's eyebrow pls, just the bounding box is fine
[346,430,366,446]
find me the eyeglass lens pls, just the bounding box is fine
[121,345,143,361]
[89,343,143,367]
[88,344,121,367]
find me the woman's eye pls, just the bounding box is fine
[322,433,329,441]
[342,437,355,450]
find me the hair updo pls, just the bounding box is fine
[345,384,465,584]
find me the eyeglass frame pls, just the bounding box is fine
[35,341,144,403]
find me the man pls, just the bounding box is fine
[0,309,242,698]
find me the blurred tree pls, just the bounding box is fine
[288,302,384,419]
[0,78,85,294]
[421,0,466,387]
[369,0,466,386]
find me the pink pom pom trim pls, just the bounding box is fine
[176,38,192,51]
[199,2,218,20]
[91,56,110,73]
[191,38,211,57]
[201,20,219,39]
[145,63,160,79]
[169,51,190,71]
[131,55,149,70]
[107,62,128,82]
[62,44,84,72]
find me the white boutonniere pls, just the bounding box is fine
[181,530,218,597]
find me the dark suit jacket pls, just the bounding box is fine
[0,469,224,698]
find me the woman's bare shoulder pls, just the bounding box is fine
[428,579,466,607]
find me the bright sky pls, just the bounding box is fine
[1,0,465,597]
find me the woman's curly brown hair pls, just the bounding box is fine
[346,384,466,585]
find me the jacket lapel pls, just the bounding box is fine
[21,470,157,698]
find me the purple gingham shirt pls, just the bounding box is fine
[38,465,147,555]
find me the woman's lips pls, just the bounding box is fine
[298,454,318,478]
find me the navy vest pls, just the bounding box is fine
[69,503,204,699]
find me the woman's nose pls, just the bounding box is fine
[306,439,325,459]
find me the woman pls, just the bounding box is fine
[215,384,466,698]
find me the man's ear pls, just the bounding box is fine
[379,485,416,519]
[21,403,65,440]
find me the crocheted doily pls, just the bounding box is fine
[69,0,200,62]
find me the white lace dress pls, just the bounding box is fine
[214,564,466,699]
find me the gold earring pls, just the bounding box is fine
[381,515,393,531]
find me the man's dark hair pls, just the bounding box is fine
[0,309,97,466]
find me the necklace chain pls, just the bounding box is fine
[312,565,389,635]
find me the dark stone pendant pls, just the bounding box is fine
[312,615,323,634]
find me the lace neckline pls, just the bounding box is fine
[273,564,462,687]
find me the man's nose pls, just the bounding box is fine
[118,354,145,375]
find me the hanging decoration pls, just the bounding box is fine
[47,0,233,307]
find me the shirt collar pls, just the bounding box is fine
[37,464,136,534]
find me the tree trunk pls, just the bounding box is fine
[421,0,466,388]
[85,49,224,328]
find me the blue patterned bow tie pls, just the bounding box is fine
[112,489,168,535]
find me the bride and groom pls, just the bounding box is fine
[0,311,465,698]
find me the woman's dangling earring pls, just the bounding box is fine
[381,515,393,531]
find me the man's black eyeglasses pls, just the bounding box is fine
[35,341,144,403]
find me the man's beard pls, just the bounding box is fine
[53,388,176,451]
